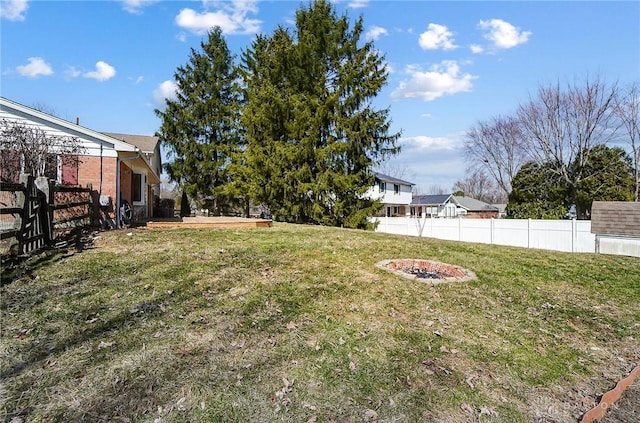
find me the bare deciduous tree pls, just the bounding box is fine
[0,119,85,183]
[615,81,640,201]
[517,76,619,217]
[464,115,527,199]
[424,184,446,195]
[452,169,506,204]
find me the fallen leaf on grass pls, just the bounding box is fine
[42,360,56,369]
[461,403,474,415]
[98,340,115,349]
[363,409,378,422]
[230,339,245,348]
[465,376,476,389]
[480,406,499,417]
[286,321,297,330]
[349,361,357,371]
[282,378,294,393]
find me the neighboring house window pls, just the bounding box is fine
[379,181,386,192]
[393,206,400,215]
[394,184,400,194]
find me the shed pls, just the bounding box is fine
[591,201,640,257]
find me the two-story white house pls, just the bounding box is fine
[366,172,414,217]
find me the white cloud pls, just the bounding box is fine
[130,75,144,84]
[399,135,459,151]
[391,61,477,102]
[349,0,369,8]
[120,0,159,14]
[153,80,178,107]
[64,66,82,79]
[176,32,187,42]
[418,23,457,51]
[83,61,116,81]
[478,19,531,49]
[16,57,53,78]
[420,113,432,118]
[176,0,261,35]
[470,44,484,54]
[366,25,388,41]
[1,0,28,21]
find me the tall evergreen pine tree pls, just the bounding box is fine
[241,0,400,228]
[155,27,242,215]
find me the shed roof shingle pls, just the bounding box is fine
[591,201,640,237]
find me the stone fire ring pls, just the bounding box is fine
[376,259,477,284]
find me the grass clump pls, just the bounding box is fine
[1,223,638,422]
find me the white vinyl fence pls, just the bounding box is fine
[372,217,596,253]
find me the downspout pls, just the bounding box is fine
[116,149,141,228]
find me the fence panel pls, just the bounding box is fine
[1,175,92,256]
[372,217,597,254]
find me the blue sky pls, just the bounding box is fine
[1,0,638,192]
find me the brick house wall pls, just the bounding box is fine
[77,156,118,224]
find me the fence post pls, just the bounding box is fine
[16,174,34,255]
[35,177,53,245]
[490,218,495,245]
[527,218,531,249]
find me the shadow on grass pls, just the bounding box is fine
[0,228,98,286]
[1,292,171,380]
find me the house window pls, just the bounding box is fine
[132,172,144,203]
[394,184,400,194]
[1,151,69,183]
[22,153,58,181]
[379,181,386,192]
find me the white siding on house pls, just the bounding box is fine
[366,182,412,205]
[0,97,134,158]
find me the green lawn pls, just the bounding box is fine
[1,223,638,422]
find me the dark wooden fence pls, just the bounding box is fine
[0,174,92,256]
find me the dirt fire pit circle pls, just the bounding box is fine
[376,259,477,284]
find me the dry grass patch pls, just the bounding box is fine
[1,223,638,422]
